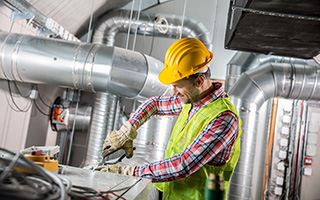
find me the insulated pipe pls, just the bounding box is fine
[92,9,212,50]
[0,31,168,98]
[82,93,120,166]
[228,62,320,200]
[225,52,310,92]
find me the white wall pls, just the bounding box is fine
[0,5,37,151]
[0,4,63,151]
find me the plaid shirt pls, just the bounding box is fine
[128,82,240,182]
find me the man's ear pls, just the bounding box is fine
[195,75,204,87]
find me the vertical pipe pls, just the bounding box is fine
[228,62,320,200]
[82,93,119,166]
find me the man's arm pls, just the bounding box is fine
[128,95,182,129]
[134,111,239,182]
[100,95,182,158]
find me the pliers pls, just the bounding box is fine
[98,147,136,166]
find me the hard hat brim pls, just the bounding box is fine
[158,51,213,85]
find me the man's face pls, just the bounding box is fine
[171,78,200,104]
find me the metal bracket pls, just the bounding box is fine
[37,27,55,37]
[10,9,34,21]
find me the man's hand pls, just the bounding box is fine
[102,121,137,158]
[94,164,136,176]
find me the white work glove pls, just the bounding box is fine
[102,121,137,158]
[94,164,136,176]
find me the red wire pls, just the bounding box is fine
[110,192,126,200]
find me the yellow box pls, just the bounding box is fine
[24,154,58,172]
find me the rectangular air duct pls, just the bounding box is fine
[225,0,320,59]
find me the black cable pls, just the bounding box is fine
[13,81,34,98]
[69,185,102,199]
[35,85,52,108]
[0,147,142,200]
[0,148,66,200]
[116,178,142,200]
[6,80,32,112]
[33,99,50,116]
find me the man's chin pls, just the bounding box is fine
[180,98,190,104]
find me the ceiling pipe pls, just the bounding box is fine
[227,61,320,200]
[92,9,212,50]
[0,31,168,99]
[225,52,312,92]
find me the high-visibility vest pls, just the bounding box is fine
[154,97,242,200]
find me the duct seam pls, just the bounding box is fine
[133,53,149,99]
[11,34,25,82]
[287,62,296,98]
[72,43,85,89]
[88,44,100,92]
[298,65,307,99]
[308,66,318,99]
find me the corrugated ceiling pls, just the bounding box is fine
[25,0,131,37]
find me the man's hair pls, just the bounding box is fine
[185,67,211,82]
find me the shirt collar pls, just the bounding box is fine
[192,82,226,108]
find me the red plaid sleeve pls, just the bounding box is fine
[128,95,182,129]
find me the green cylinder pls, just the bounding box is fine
[205,173,225,200]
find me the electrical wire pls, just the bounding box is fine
[125,0,135,50]
[5,80,32,112]
[0,152,20,182]
[34,85,52,108]
[86,0,95,43]
[13,81,34,98]
[147,14,156,56]
[23,16,35,34]
[0,147,141,200]
[132,0,143,51]
[179,0,188,39]
[0,147,66,200]
[33,99,51,116]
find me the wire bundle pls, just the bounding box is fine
[0,147,141,200]
[0,147,69,200]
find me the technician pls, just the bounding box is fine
[95,37,242,200]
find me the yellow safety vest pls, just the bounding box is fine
[154,97,242,200]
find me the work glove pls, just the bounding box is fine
[102,121,137,158]
[94,164,136,176]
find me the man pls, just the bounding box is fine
[95,38,242,200]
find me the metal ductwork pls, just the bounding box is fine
[82,93,120,166]
[0,31,168,98]
[225,52,313,92]
[0,30,171,168]
[83,9,210,167]
[92,9,212,50]
[228,60,320,200]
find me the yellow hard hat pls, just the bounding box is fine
[158,38,213,85]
